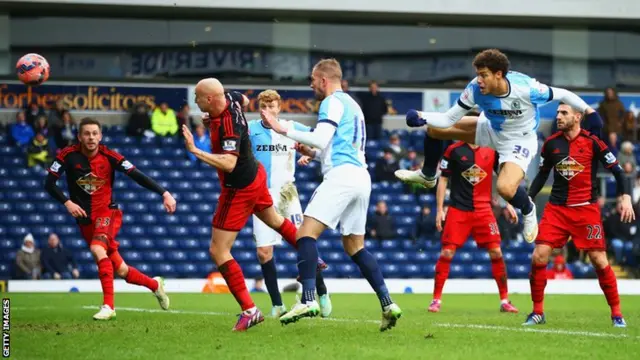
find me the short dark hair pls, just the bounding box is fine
[79,117,102,132]
[473,49,510,75]
[558,102,583,115]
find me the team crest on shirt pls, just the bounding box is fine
[555,156,585,180]
[461,164,488,186]
[76,172,106,194]
[512,100,521,110]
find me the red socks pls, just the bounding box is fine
[530,263,547,314]
[596,265,622,317]
[97,258,115,309]
[433,256,452,300]
[219,259,255,311]
[491,257,509,301]
[278,219,298,249]
[125,266,159,292]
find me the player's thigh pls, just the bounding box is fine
[252,214,283,248]
[304,172,354,231]
[209,227,239,264]
[91,208,123,254]
[471,210,502,249]
[496,162,526,198]
[441,207,473,249]
[428,116,477,143]
[495,134,538,181]
[535,203,570,249]
[338,168,372,236]
[213,188,254,232]
[569,204,606,252]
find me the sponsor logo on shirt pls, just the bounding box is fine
[555,156,585,180]
[461,164,488,186]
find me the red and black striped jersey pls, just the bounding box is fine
[440,142,498,211]
[539,130,619,206]
[46,144,135,219]
[208,91,258,189]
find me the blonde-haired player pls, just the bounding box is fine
[248,89,332,318]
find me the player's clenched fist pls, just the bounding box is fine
[64,200,87,218]
[162,192,177,214]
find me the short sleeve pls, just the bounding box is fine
[457,79,477,110]
[538,140,553,172]
[219,113,245,155]
[318,96,344,127]
[104,147,136,174]
[47,156,66,178]
[593,135,620,170]
[440,145,455,178]
[529,79,553,105]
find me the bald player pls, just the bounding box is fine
[260,59,402,331]
[182,78,304,332]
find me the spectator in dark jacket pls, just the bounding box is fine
[127,103,152,137]
[25,101,46,128]
[414,206,438,241]
[40,233,79,280]
[48,99,67,129]
[375,148,399,182]
[11,110,35,147]
[359,81,387,140]
[53,110,77,149]
[367,201,395,240]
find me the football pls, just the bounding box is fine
[16,53,50,86]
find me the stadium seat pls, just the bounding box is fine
[143,251,165,262]
[0,239,16,250]
[166,251,187,262]
[176,263,199,278]
[187,250,209,261]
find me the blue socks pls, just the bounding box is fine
[351,249,393,309]
[421,133,445,178]
[297,236,318,303]
[509,186,533,215]
[260,258,282,307]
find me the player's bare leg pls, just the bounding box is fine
[496,163,538,242]
[279,216,325,324]
[256,245,286,317]
[523,244,552,326]
[429,246,456,312]
[343,233,401,331]
[588,250,626,327]
[114,261,169,311]
[395,116,477,188]
[90,240,116,320]
[210,227,264,331]
[488,247,518,313]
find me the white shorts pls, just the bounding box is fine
[474,113,539,174]
[252,182,303,248]
[304,164,371,236]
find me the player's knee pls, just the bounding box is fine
[256,246,273,264]
[488,247,503,259]
[496,179,517,200]
[588,251,609,270]
[532,247,551,265]
[342,235,364,256]
[441,248,456,258]
[115,263,129,278]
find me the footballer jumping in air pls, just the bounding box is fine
[524,103,635,327]
[182,78,324,332]
[430,139,519,313]
[396,49,596,244]
[45,118,175,320]
[248,89,332,318]
[261,59,402,331]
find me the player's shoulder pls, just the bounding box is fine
[57,144,81,159]
[444,141,467,157]
[581,129,607,147]
[98,144,124,161]
[542,131,564,148]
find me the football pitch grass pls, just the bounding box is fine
[6,292,640,359]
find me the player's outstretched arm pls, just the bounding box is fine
[182,124,238,172]
[260,110,336,151]
[550,87,592,113]
[406,103,469,129]
[126,168,176,214]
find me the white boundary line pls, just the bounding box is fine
[74,306,637,339]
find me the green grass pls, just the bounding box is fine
[6,292,640,359]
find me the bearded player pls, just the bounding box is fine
[524,103,634,327]
[182,78,325,332]
[45,117,175,320]
[248,89,333,318]
[397,49,598,244]
[429,139,520,313]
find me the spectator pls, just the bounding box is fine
[187,124,212,163]
[399,148,419,170]
[54,110,77,149]
[547,255,574,280]
[414,205,438,241]
[11,110,35,147]
[177,104,198,131]
[623,111,637,141]
[604,204,638,265]
[618,141,637,175]
[25,101,45,128]
[127,103,153,137]
[151,102,178,136]
[27,133,51,168]
[598,87,625,151]
[33,115,50,138]
[387,134,406,161]
[359,80,387,140]
[48,99,66,129]
[375,148,399,182]
[367,200,395,240]
[341,79,358,103]
[40,233,80,280]
[14,233,41,280]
